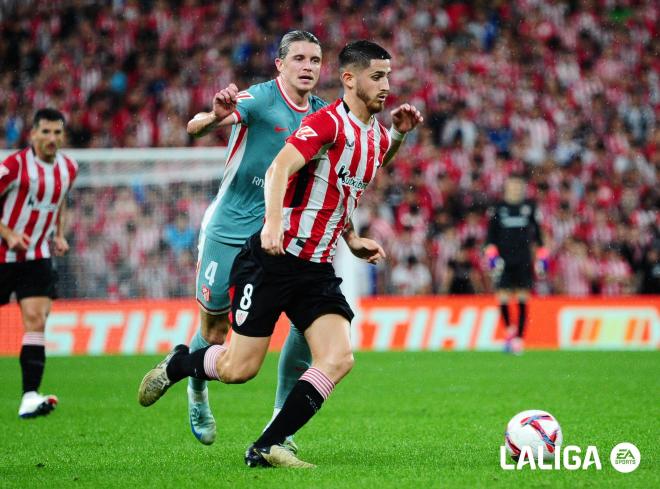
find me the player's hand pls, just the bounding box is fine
[391,104,423,134]
[535,246,549,278]
[346,236,386,264]
[213,83,239,121]
[261,219,284,256]
[5,230,30,252]
[53,236,69,256]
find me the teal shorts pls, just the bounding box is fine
[196,233,244,315]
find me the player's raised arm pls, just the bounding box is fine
[187,84,239,137]
[261,144,307,255]
[382,103,423,166]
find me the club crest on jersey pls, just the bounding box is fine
[295,126,318,141]
[201,285,211,302]
[235,309,249,326]
[337,165,368,191]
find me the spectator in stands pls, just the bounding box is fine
[2,0,655,299]
[391,255,432,296]
[164,214,196,257]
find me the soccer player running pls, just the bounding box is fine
[485,174,546,355]
[139,40,422,467]
[182,31,373,449]
[0,109,77,418]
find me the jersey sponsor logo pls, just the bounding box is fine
[337,165,368,191]
[26,193,58,211]
[0,165,9,178]
[345,138,355,148]
[274,125,288,133]
[294,126,318,141]
[235,309,249,326]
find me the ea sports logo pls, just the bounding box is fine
[610,443,640,473]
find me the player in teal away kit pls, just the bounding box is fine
[183,31,383,450]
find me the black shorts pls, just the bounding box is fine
[228,233,354,337]
[0,259,58,305]
[497,261,533,290]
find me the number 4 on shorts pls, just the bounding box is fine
[204,261,218,286]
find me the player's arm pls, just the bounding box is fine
[0,221,30,252]
[530,203,549,276]
[382,104,424,167]
[342,220,386,264]
[0,158,29,251]
[187,84,239,138]
[261,144,308,255]
[53,199,70,256]
[484,207,503,274]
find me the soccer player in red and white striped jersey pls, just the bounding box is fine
[0,108,77,418]
[137,40,422,468]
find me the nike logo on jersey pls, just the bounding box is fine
[274,126,288,133]
[294,126,318,141]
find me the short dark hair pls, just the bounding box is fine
[277,30,321,59]
[33,108,65,128]
[339,40,391,70]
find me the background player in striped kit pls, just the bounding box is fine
[0,108,78,418]
[138,40,423,468]
[182,31,377,449]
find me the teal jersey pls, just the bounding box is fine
[201,78,326,245]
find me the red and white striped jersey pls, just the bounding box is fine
[284,99,391,263]
[0,147,78,263]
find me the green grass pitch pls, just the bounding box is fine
[0,351,657,488]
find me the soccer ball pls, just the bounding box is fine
[504,409,562,462]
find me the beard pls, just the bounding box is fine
[356,85,385,114]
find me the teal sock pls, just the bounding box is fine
[274,324,311,411]
[188,330,210,392]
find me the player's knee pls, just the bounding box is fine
[322,351,354,381]
[200,313,230,345]
[22,309,47,330]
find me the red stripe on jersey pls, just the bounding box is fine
[32,162,63,259]
[378,122,390,165]
[282,163,317,251]
[298,116,354,260]
[62,154,78,183]
[320,121,372,262]
[283,111,343,252]
[36,163,45,200]
[6,151,29,232]
[225,125,247,170]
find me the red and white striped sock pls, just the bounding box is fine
[23,332,45,346]
[203,344,227,380]
[299,367,335,400]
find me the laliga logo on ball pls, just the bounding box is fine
[500,410,602,470]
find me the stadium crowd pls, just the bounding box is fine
[1,0,658,298]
